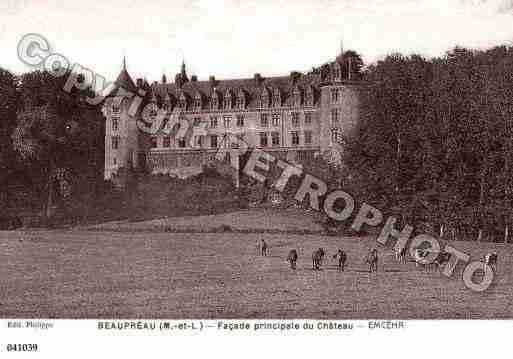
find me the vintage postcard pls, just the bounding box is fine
[1,0,512,357]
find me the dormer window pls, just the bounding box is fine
[224,90,233,110]
[178,93,187,110]
[292,87,302,107]
[306,87,314,106]
[237,90,246,109]
[211,92,219,110]
[333,63,342,80]
[194,95,202,111]
[272,88,281,107]
[163,95,172,111]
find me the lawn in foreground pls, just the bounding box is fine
[0,230,511,318]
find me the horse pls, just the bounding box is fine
[312,248,326,270]
[333,249,347,271]
[287,249,298,269]
[364,249,378,272]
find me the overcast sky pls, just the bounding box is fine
[2,0,513,82]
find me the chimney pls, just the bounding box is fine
[254,73,262,85]
[162,74,167,84]
[191,75,198,82]
[136,78,143,88]
[209,75,216,84]
[290,71,301,83]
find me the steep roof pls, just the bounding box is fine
[150,73,324,109]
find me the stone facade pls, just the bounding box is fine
[103,51,363,181]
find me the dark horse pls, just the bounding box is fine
[287,249,298,269]
[312,248,326,270]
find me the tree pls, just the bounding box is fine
[12,70,104,220]
[0,68,19,205]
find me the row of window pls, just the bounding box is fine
[142,130,314,150]
[258,131,312,146]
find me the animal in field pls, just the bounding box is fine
[484,252,498,272]
[260,239,268,256]
[333,249,347,271]
[364,249,378,272]
[287,249,298,269]
[312,248,326,270]
[395,247,407,263]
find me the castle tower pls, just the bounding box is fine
[102,58,141,182]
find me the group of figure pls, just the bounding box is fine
[258,238,378,272]
[405,247,498,273]
[286,247,348,271]
[257,238,499,274]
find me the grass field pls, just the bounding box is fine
[1,211,512,319]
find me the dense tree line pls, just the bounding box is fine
[0,68,104,219]
[344,46,513,242]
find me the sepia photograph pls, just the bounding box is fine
[1,0,513,338]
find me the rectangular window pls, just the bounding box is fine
[236,115,244,127]
[272,113,280,127]
[259,132,268,147]
[331,88,339,103]
[260,113,269,127]
[178,138,186,148]
[112,118,119,131]
[304,131,312,145]
[112,105,120,114]
[271,132,280,146]
[193,117,201,127]
[194,135,202,147]
[163,136,171,148]
[112,136,119,150]
[210,117,218,128]
[304,112,312,126]
[210,135,218,148]
[291,112,300,127]
[331,108,339,125]
[150,137,157,148]
[223,116,231,128]
[113,158,117,165]
[291,131,299,146]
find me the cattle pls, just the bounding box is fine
[333,249,347,271]
[364,249,378,272]
[287,249,298,269]
[312,248,326,270]
[484,252,498,272]
[395,247,407,263]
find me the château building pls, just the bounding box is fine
[102,49,364,181]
